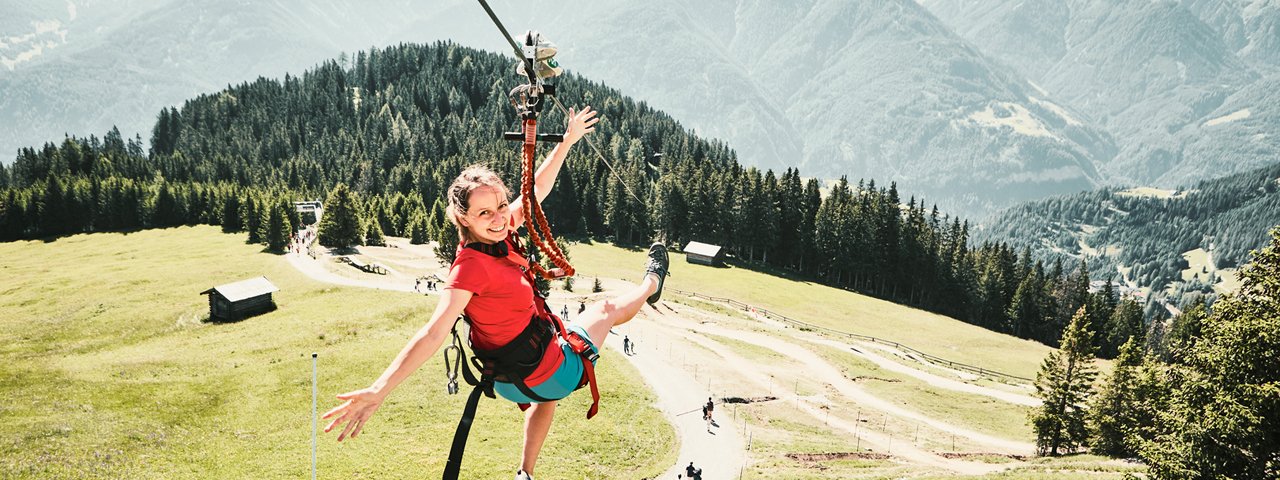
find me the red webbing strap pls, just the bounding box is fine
[580,345,601,419]
[519,117,575,279]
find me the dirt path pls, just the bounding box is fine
[648,307,1034,464]
[847,340,1040,407]
[776,332,1040,407]
[598,314,746,480]
[728,301,1040,407]
[640,316,1008,475]
[286,250,417,293]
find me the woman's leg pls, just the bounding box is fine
[520,400,558,477]
[578,243,668,347]
[580,275,658,347]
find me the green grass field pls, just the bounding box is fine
[571,241,1056,380]
[0,227,674,479]
[2,230,1138,479]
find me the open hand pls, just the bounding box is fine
[322,387,385,441]
[563,106,599,145]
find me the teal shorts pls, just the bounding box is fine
[494,324,598,403]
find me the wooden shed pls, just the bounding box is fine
[201,276,279,322]
[683,241,726,266]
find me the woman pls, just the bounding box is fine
[322,106,669,480]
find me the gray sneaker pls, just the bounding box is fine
[644,243,669,304]
[515,469,534,480]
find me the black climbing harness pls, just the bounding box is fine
[441,235,601,480]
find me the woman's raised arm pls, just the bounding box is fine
[511,106,598,226]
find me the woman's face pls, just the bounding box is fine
[461,185,511,244]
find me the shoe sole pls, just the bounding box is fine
[646,245,668,304]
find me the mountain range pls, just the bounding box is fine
[4,0,1280,218]
[920,0,1280,188]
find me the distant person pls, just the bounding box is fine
[686,462,699,479]
[704,397,715,431]
[324,107,674,480]
[561,304,569,320]
[623,335,631,355]
[578,302,586,315]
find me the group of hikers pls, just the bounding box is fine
[622,335,637,355]
[414,276,440,293]
[680,462,704,479]
[289,227,314,255]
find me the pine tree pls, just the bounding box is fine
[255,201,271,245]
[365,218,386,246]
[318,183,363,249]
[408,209,429,245]
[1164,298,1207,363]
[1087,338,1144,457]
[434,216,459,266]
[1140,227,1280,479]
[1106,299,1144,358]
[1,189,26,240]
[39,175,71,236]
[1009,272,1044,338]
[266,200,290,252]
[221,194,242,233]
[1030,306,1098,456]
[243,196,262,244]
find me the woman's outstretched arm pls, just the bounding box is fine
[322,287,474,441]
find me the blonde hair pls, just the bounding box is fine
[446,165,511,244]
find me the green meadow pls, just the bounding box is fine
[0,226,674,479]
[1,228,1139,479]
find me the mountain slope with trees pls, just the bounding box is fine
[1,41,1137,354]
[976,162,1280,308]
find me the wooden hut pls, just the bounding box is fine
[683,241,726,266]
[201,276,279,321]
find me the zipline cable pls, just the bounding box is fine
[477,0,531,73]
[476,0,647,206]
[549,95,646,205]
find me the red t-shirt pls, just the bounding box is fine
[444,235,562,386]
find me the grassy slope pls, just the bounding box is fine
[571,241,1056,380]
[0,227,673,479]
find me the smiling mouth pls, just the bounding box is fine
[487,225,505,233]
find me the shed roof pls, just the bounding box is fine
[201,276,279,302]
[683,241,723,257]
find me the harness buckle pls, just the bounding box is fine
[563,330,598,363]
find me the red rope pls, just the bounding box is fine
[520,118,574,279]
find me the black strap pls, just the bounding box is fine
[442,381,488,480]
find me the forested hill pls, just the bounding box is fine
[977,162,1280,303]
[1,41,1145,355]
